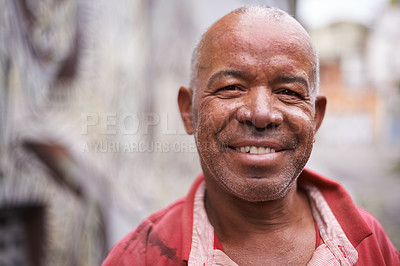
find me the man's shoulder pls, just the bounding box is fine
[302,169,400,265]
[102,197,187,265]
[355,207,400,265]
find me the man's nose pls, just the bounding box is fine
[237,87,283,129]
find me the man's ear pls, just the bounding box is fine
[178,86,194,135]
[314,95,327,132]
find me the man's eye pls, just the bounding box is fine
[214,85,243,98]
[279,88,300,97]
[219,85,239,91]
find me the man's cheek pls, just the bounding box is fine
[288,120,305,135]
[286,113,314,135]
[197,112,223,134]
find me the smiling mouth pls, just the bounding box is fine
[231,146,277,154]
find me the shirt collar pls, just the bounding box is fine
[182,169,373,264]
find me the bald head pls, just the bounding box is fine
[189,6,319,100]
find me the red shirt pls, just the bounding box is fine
[103,169,400,265]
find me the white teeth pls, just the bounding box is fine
[234,146,277,154]
[258,147,266,154]
[250,146,257,153]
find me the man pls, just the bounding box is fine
[103,6,400,265]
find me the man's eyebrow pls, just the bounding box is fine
[275,75,309,89]
[207,69,250,88]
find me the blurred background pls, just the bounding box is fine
[0,0,399,265]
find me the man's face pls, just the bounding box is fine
[179,16,326,202]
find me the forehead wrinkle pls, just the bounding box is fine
[202,28,313,88]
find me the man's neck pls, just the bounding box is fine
[203,179,316,265]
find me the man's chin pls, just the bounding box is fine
[220,174,297,202]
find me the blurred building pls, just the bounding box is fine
[307,14,400,146]
[311,22,378,144]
